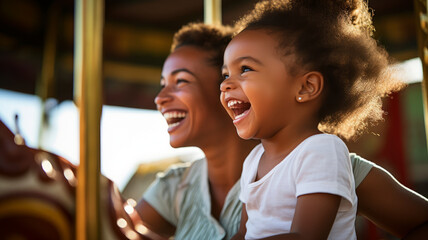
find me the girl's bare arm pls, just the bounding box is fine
[256,193,341,240]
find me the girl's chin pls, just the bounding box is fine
[237,130,253,140]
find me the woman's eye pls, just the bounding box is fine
[177,79,189,84]
[222,73,229,80]
[159,80,165,89]
[241,65,253,73]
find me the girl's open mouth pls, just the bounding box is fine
[227,100,251,121]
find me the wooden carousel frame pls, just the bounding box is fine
[73,0,428,239]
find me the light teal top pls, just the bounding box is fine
[350,153,375,187]
[143,158,242,240]
[143,154,374,240]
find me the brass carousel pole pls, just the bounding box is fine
[37,2,59,148]
[204,0,222,25]
[74,0,104,239]
[415,0,428,151]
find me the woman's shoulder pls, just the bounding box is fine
[349,153,376,187]
[349,153,375,167]
[157,158,206,183]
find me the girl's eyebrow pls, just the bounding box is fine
[238,56,263,65]
[160,68,196,80]
[222,56,264,70]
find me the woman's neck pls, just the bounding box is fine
[201,134,258,220]
[203,137,257,189]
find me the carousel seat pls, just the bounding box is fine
[0,120,160,240]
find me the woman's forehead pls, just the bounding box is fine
[161,46,220,81]
[164,46,210,67]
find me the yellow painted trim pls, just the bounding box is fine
[0,198,71,240]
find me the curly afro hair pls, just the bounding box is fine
[171,22,236,71]
[235,0,405,140]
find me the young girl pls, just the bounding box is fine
[220,0,404,239]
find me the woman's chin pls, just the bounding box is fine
[169,137,188,148]
[169,141,182,148]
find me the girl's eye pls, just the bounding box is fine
[222,73,229,80]
[241,65,253,73]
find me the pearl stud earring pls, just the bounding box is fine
[298,97,302,101]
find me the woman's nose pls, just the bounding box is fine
[154,87,173,108]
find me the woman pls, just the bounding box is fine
[134,22,428,239]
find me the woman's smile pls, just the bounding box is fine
[156,45,232,148]
[162,110,187,132]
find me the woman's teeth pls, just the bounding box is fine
[163,111,187,129]
[168,122,180,128]
[164,111,186,119]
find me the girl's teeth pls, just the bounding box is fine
[228,100,243,108]
[235,111,247,120]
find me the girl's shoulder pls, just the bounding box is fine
[297,133,347,151]
[306,133,343,141]
[293,134,349,162]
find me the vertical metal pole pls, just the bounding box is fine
[424,1,428,151]
[37,2,59,148]
[415,0,428,151]
[204,0,222,25]
[74,0,104,239]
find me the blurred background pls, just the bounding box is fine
[0,0,427,239]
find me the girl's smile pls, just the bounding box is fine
[226,99,251,123]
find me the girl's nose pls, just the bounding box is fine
[220,78,236,92]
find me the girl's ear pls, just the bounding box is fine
[296,71,324,102]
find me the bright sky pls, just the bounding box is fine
[0,89,204,190]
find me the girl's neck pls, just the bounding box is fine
[261,125,321,163]
[255,126,320,181]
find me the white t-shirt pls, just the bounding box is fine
[239,134,357,239]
